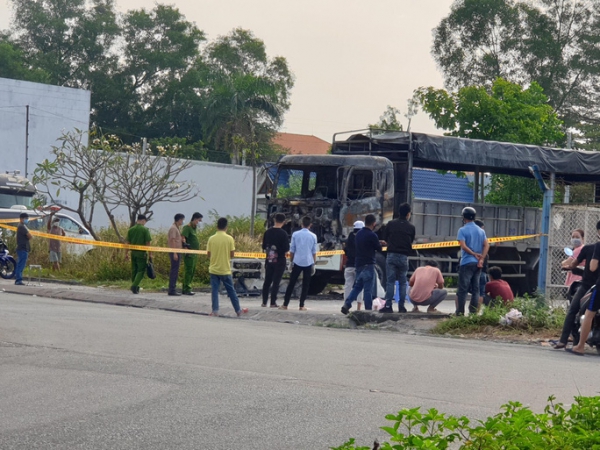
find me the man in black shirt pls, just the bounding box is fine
[341,214,383,314]
[380,203,415,313]
[15,212,32,285]
[344,220,364,310]
[557,221,600,349]
[262,213,290,307]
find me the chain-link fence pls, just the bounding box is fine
[546,204,600,305]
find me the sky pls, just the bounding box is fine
[0,0,455,142]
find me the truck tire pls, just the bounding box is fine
[308,271,332,295]
[375,253,387,286]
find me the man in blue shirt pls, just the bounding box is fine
[456,207,489,315]
[341,214,383,314]
[280,216,318,311]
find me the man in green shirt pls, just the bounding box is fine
[180,212,203,295]
[125,214,152,294]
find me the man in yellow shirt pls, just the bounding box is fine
[206,217,248,317]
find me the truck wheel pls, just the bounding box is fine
[308,272,332,295]
[375,253,387,286]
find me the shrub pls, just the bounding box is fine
[331,396,600,450]
[432,297,565,335]
[2,215,264,286]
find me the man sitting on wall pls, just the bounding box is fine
[408,260,447,313]
[483,266,514,306]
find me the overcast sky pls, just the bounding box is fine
[0,0,455,142]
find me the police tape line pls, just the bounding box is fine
[0,222,541,259]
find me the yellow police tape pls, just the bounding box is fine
[0,219,542,259]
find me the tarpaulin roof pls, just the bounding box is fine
[333,131,600,183]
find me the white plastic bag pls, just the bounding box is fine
[499,308,523,326]
[372,297,385,311]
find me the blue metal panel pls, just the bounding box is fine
[412,169,474,203]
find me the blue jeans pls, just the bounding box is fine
[385,253,408,308]
[210,274,241,313]
[15,250,28,283]
[344,264,375,310]
[456,263,481,315]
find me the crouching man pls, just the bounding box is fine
[408,260,447,313]
[483,266,514,307]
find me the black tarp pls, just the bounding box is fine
[333,131,600,182]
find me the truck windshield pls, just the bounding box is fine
[0,193,33,209]
[275,166,338,200]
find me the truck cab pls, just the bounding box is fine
[268,154,394,248]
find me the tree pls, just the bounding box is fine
[32,130,111,240]
[202,28,294,165]
[369,106,403,131]
[415,78,565,207]
[432,0,600,146]
[33,130,199,241]
[10,0,119,88]
[0,37,49,82]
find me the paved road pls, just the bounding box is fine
[1,293,598,449]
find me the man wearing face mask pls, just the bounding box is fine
[556,222,600,350]
[14,212,32,285]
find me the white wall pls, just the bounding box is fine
[0,78,257,231]
[96,160,256,231]
[0,78,91,182]
[0,77,91,211]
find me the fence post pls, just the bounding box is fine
[529,166,554,297]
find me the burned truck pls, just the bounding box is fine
[261,130,600,296]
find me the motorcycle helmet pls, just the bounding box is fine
[462,207,476,221]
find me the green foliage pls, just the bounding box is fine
[415,78,564,146]
[276,173,303,198]
[432,297,565,335]
[415,78,565,207]
[332,396,600,449]
[3,2,293,163]
[369,106,403,132]
[3,215,263,286]
[432,0,600,146]
[0,38,49,82]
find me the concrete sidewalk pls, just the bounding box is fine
[0,278,454,331]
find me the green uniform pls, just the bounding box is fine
[127,224,151,289]
[181,223,199,294]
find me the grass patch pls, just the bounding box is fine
[3,214,264,289]
[432,297,566,336]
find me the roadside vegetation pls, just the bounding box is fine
[2,215,264,289]
[431,297,565,337]
[332,395,600,449]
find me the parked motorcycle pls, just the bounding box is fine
[576,286,600,355]
[0,236,16,279]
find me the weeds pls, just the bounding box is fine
[432,297,565,335]
[332,395,600,450]
[2,215,264,288]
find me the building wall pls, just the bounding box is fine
[0,77,91,210]
[0,78,258,231]
[98,160,256,231]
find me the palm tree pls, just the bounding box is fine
[203,71,283,235]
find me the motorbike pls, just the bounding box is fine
[575,285,600,355]
[0,236,16,279]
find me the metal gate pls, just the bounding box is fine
[546,204,600,304]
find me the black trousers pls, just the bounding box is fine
[559,282,591,344]
[262,262,286,305]
[284,264,312,307]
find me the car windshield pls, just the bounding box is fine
[275,166,338,199]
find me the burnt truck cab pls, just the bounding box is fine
[265,154,394,291]
[268,155,394,245]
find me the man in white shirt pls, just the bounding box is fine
[280,216,318,311]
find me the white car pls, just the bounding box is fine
[29,213,95,255]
